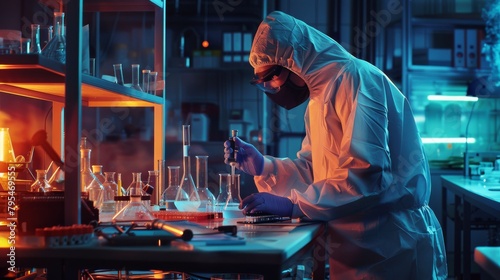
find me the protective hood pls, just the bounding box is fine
[249,11,354,102]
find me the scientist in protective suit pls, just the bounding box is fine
[224,11,448,279]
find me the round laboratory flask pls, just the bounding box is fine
[174,125,201,212]
[30,169,51,192]
[162,166,184,210]
[196,155,216,212]
[112,174,155,224]
[92,165,106,184]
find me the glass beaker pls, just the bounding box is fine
[41,12,65,63]
[142,69,150,93]
[162,166,183,210]
[112,173,155,224]
[131,64,142,91]
[80,148,104,208]
[174,125,200,212]
[29,24,41,54]
[148,71,158,94]
[196,155,216,212]
[113,63,125,85]
[30,169,51,192]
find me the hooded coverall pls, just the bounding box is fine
[249,11,448,279]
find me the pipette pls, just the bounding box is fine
[228,130,238,184]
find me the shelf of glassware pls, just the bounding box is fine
[84,0,164,12]
[0,54,163,107]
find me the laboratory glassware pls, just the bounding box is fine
[148,71,158,94]
[29,24,41,54]
[92,165,106,184]
[216,173,230,212]
[196,155,216,212]
[142,69,150,93]
[116,172,126,195]
[80,148,104,208]
[0,127,16,180]
[144,170,157,203]
[113,63,125,85]
[41,12,65,63]
[157,160,166,207]
[226,173,241,205]
[30,169,51,192]
[131,64,143,91]
[174,125,201,211]
[162,166,184,210]
[112,172,155,223]
[126,172,146,195]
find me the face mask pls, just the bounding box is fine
[265,78,310,110]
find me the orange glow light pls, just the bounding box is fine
[202,40,209,48]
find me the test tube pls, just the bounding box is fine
[149,71,158,94]
[113,63,124,85]
[89,58,96,77]
[142,69,151,93]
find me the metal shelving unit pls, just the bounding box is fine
[0,0,166,225]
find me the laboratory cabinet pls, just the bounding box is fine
[0,0,166,226]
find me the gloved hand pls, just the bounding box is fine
[240,192,293,217]
[224,137,264,176]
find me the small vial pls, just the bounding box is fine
[228,129,238,163]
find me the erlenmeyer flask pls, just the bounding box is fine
[216,173,230,212]
[162,166,184,210]
[126,172,146,195]
[41,12,65,63]
[112,172,155,223]
[30,169,51,192]
[80,148,104,208]
[174,125,200,211]
[196,155,215,212]
[100,172,117,222]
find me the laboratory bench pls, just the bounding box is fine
[1,218,327,279]
[441,175,500,280]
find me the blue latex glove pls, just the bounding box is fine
[240,192,293,217]
[224,137,264,176]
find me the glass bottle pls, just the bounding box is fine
[100,172,117,222]
[196,155,215,212]
[30,24,42,54]
[131,64,143,91]
[80,148,104,208]
[112,172,155,224]
[30,169,51,192]
[41,12,66,63]
[162,166,184,210]
[92,165,106,184]
[174,125,200,212]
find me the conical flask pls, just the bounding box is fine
[196,155,215,212]
[41,12,65,63]
[126,172,146,195]
[161,166,185,210]
[30,169,51,192]
[112,172,155,223]
[174,125,200,211]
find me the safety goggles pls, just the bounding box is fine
[250,66,289,94]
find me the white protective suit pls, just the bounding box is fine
[249,11,448,279]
